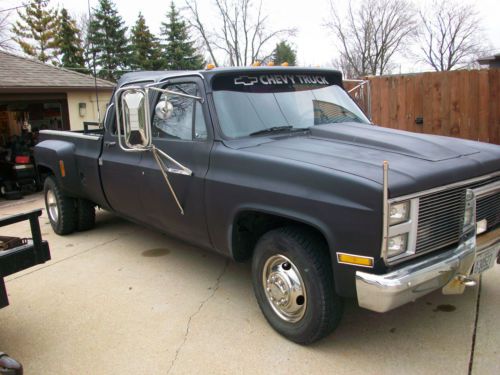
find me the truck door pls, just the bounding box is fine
[100,104,144,218]
[139,77,213,248]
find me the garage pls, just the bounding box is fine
[0,51,114,199]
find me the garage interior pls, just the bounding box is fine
[0,92,72,199]
[0,93,70,158]
[0,50,114,200]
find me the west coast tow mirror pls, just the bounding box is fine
[119,89,151,150]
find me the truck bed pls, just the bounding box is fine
[35,129,109,209]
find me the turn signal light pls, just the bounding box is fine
[59,160,66,177]
[337,252,374,268]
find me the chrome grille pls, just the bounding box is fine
[477,193,500,229]
[416,188,465,254]
[415,175,500,255]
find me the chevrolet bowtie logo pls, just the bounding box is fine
[234,76,259,86]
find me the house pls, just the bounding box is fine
[0,50,114,146]
[477,53,500,68]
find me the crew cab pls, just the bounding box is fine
[34,67,500,344]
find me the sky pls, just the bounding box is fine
[2,0,499,72]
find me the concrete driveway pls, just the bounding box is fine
[0,194,498,374]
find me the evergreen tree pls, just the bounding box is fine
[161,2,204,70]
[11,0,60,63]
[130,13,164,70]
[272,41,297,66]
[57,8,86,71]
[88,0,129,81]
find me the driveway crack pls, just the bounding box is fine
[166,259,229,375]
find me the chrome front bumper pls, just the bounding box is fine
[355,227,500,313]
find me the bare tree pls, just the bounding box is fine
[331,55,363,80]
[326,0,417,78]
[418,1,486,71]
[77,12,90,48]
[76,12,91,60]
[0,12,12,50]
[184,0,295,66]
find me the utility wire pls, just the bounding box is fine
[478,47,500,54]
[64,67,135,72]
[87,0,101,123]
[0,1,49,13]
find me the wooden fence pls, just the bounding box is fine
[344,69,500,145]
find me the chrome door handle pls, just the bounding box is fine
[104,141,116,148]
[167,167,192,176]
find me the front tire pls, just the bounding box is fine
[252,226,343,344]
[44,176,77,235]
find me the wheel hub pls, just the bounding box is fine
[46,189,59,223]
[262,254,307,322]
[266,273,290,306]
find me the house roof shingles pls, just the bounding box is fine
[0,50,115,90]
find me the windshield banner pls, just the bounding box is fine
[212,72,342,92]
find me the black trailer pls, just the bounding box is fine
[0,209,50,308]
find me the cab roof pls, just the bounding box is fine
[116,67,343,90]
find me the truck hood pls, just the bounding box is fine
[224,123,500,197]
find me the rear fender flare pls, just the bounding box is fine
[34,140,79,195]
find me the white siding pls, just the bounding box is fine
[66,91,113,130]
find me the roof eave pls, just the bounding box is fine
[0,86,114,93]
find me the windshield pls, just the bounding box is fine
[212,72,370,138]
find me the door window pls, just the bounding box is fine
[152,83,207,140]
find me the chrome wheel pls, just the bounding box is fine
[262,254,307,323]
[46,189,59,223]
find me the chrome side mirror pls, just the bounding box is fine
[115,88,152,151]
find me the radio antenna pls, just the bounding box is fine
[87,0,101,124]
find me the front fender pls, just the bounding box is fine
[228,203,337,258]
[226,204,368,298]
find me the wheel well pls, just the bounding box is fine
[37,165,53,178]
[231,211,330,262]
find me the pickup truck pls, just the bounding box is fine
[34,67,500,344]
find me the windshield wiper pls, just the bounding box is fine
[249,126,310,136]
[249,126,292,136]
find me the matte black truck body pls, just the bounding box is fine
[34,67,500,343]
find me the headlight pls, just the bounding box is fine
[389,201,410,225]
[387,233,408,257]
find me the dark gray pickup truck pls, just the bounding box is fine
[34,67,500,344]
